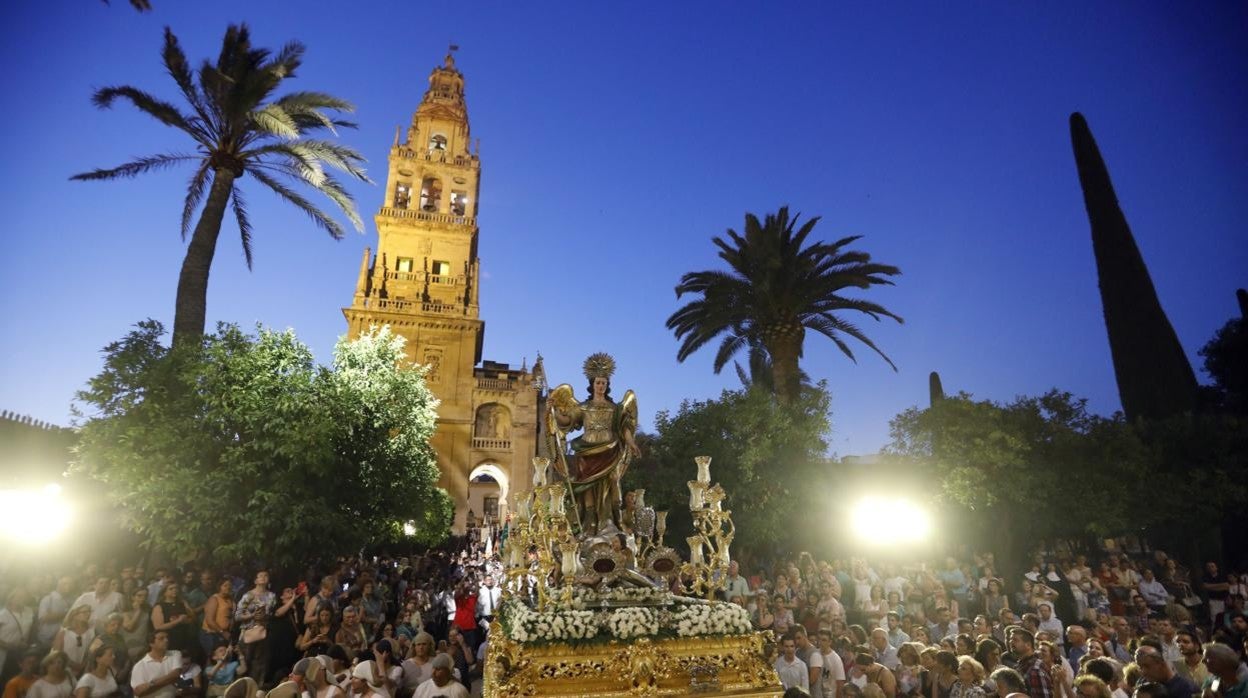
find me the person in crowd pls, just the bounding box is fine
[304,660,341,698]
[1038,642,1073,698]
[54,605,95,678]
[1199,643,1246,698]
[888,613,912,649]
[1137,570,1169,614]
[266,587,301,685]
[372,640,401,698]
[794,627,824,696]
[358,581,383,639]
[872,629,902,671]
[1170,630,1207,686]
[200,579,234,662]
[3,649,42,698]
[1134,646,1196,698]
[1010,628,1052,698]
[28,652,73,698]
[349,661,386,698]
[774,596,795,637]
[1072,676,1111,698]
[150,584,194,660]
[298,609,334,658]
[931,608,958,644]
[895,643,924,698]
[399,632,436,695]
[1128,596,1156,636]
[325,645,350,687]
[73,645,118,698]
[303,579,337,629]
[234,572,275,689]
[87,615,128,682]
[449,582,477,654]
[121,590,149,667]
[1067,626,1089,668]
[0,590,34,685]
[755,595,775,632]
[952,656,988,698]
[852,649,898,698]
[203,643,245,698]
[130,631,182,698]
[72,581,122,633]
[818,630,847,698]
[974,640,1002,682]
[333,607,367,660]
[38,579,75,651]
[1081,658,1127,698]
[1203,563,1230,625]
[411,654,465,698]
[1036,605,1064,648]
[989,667,1026,698]
[775,636,810,693]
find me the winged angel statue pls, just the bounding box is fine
[546,352,641,537]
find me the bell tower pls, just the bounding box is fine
[343,50,537,533]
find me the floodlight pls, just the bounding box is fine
[849,496,931,544]
[0,484,73,545]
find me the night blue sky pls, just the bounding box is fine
[2,2,1245,456]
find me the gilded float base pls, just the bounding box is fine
[483,627,782,697]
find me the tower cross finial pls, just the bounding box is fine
[445,43,459,69]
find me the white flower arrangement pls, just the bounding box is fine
[503,599,597,643]
[570,586,669,608]
[669,602,753,637]
[605,606,659,639]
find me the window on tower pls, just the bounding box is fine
[396,257,414,273]
[429,134,447,151]
[393,182,411,210]
[451,191,468,216]
[420,177,442,212]
[431,260,451,278]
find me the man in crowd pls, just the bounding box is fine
[413,653,467,698]
[870,628,901,670]
[1,649,40,698]
[1137,568,1170,614]
[887,612,911,648]
[990,667,1028,698]
[131,630,184,698]
[1106,616,1133,663]
[476,576,501,629]
[1128,595,1156,635]
[1171,629,1208,686]
[1066,625,1088,667]
[72,577,123,630]
[1155,618,1181,664]
[775,635,810,693]
[929,607,956,642]
[817,630,846,698]
[1200,644,1246,698]
[724,561,751,603]
[1204,562,1231,624]
[1135,645,1196,698]
[794,627,824,697]
[35,576,73,650]
[0,590,32,684]
[1010,628,1053,698]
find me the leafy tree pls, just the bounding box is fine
[1069,113,1197,420]
[666,207,902,404]
[72,24,370,346]
[72,322,452,567]
[1198,289,1248,415]
[623,383,831,555]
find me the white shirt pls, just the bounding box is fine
[399,658,432,691]
[28,677,74,698]
[131,650,183,698]
[0,607,33,669]
[804,645,825,697]
[76,671,119,698]
[821,650,846,698]
[775,655,810,692]
[412,678,468,698]
[72,592,123,627]
[476,585,501,617]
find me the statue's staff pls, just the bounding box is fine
[545,398,583,537]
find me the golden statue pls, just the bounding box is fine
[547,352,640,537]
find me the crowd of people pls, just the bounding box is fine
[740,550,1248,698]
[0,533,502,698]
[2,534,1247,698]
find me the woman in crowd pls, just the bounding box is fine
[54,605,95,678]
[950,656,987,698]
[201,579,234,660]
[121,589,149,666]
[912,627,931,646]
[359,581,383,639]
[862,586,888,616]
[972,640,1000,683]
[445,627,475,686]
[895,643,924,698]
[955,635,975,656]
[754,595,775,632]
[924,650,957,698]
[982,580,1008,618]
[267,587,302,684]
[298,608,335,657]
[73,646,118,698]
[150,583,195,658]
[773,596,794,636]
[87,615,129,681]
[28,652,73,698]
[1038,641,1073,698]
[204,643,246,698]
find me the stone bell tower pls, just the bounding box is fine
[343,50,537,533]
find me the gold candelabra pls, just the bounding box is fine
[680,456,735,600]
[502,458,577,610]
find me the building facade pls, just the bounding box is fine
[342,52,538,532]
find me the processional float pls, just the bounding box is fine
[484,353,781,697]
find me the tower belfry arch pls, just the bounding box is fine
[342,51,537,533]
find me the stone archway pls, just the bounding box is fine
[468,462,509,523]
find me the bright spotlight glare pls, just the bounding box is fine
[0,485,73,545]
[402,522,416,537]
[849,496,931,544]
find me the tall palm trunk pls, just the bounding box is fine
[172,170,236,346]
[767,327,804,406]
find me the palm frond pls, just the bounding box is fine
[250,104,300,139]
[230,185,254,269]
[711,332,749,374]
[90,86,211,144]
[181,162,212,241]
[162,28,212,127]
[248,168,347,240]
[70,153,197,181]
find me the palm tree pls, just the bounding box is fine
[666,207,902,404]
[72,24,370,346]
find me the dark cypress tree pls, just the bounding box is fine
[929,371,945,407]
[1069,112,1198,421]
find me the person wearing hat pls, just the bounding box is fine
[349,661,384,698]
[303,659,342,698]
[399,633,435,695]
[412,655,466,698]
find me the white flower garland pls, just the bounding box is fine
[605,607,659,639]
[669,602,753,637]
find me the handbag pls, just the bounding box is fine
[242,624,267,644]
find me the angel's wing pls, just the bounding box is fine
[548,383,578,417]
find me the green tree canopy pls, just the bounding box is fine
[72,322,452,567]
[623,383,831,555]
